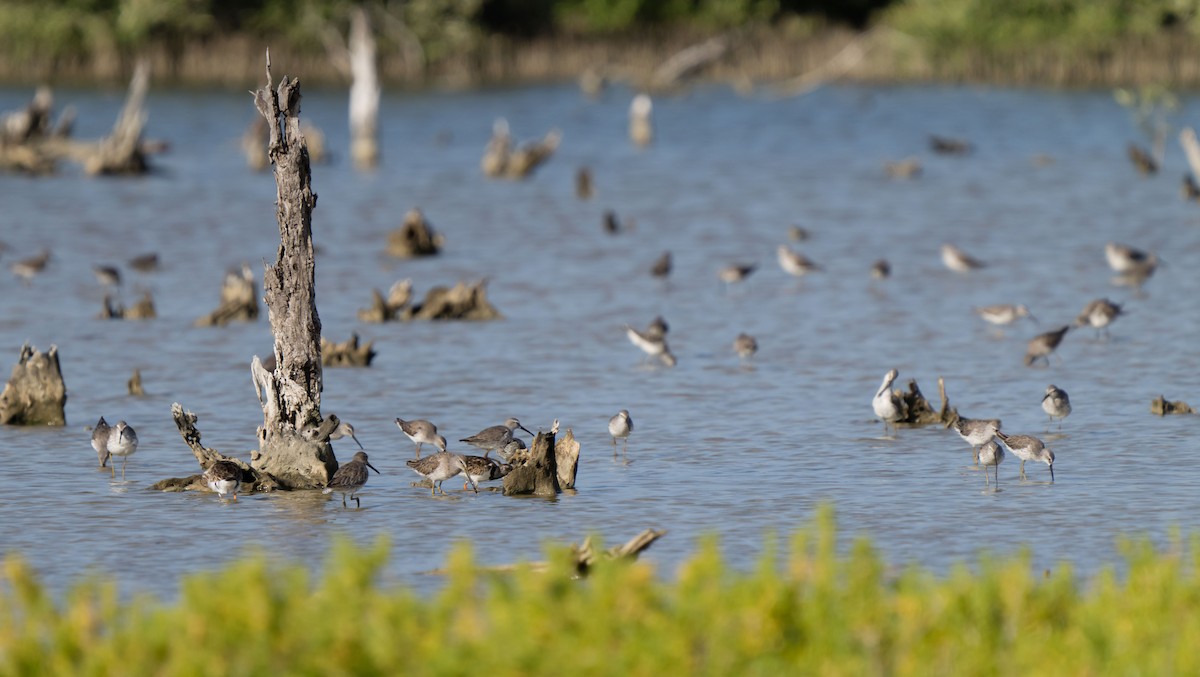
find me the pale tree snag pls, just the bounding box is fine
[348,6,380,171]
[247,52,338,489]
[0,343,67,426]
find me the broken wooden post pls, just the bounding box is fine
[154,403,276,493]
[1151,395,1195,416]
[556,428,580,490]
[896,377,957,427]
[321,333,376,367]
[85,60,151,176]
[404,279,502,321]
[504,428,560,497]
[386,208,443,258]
[347,5,380,170]
[195,264,258,326]
[357,279,412,323]
[0,343,67,426]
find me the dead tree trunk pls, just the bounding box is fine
[247,52,338,489]
[154,403,277,493]
[503,421,580,496]
[84,60,150,175]
[348,6,380,170]
[0,343,67,426]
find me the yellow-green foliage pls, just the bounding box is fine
[3,507,1200,675]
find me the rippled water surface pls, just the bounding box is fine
[1,82,1199,596]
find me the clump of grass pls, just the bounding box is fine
[2,506,1199,674]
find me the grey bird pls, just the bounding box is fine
[996,431,1054,482]
[91,416,111,468]
[407,451,473,495]
[608,409,633,455]
[1024,326,1070,367]
[460,455,511,490]
[203,459,243,500]
[1041,385,1071,429]
[323,451,380,508]
[460,418,533,459]
[396,418,444,458]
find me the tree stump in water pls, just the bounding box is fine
[195,264,258,326]
[1151,395,1195,416]
[357,279,411,323]
[0,343,67,426]
[504,421,580,496]
[556,428,581,490]
[154,403,276,493]
[896,377,958,427]
[321,333,376,367]
[386,208,443,258]
[100,291,156,320]
[404,279,502,321]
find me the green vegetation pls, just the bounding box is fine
[2,507,1199,674]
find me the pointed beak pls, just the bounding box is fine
[1049,463,1055,482]
[351,433,364,450]
[366,461,379,474]
[518,424,533,437]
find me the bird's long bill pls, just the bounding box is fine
[518,424,534,436]
[351,433,364,450]
[1041,392,1051,403]
[1049,464,1055,482]
[366,461,380,474]
[1027,313,1039,323]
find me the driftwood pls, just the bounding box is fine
[1151,395,1195,416]
[0,343,67,426]
[386,208,443,258]
[481,120,561,180]
[127,369,144,396]
[100,291,156,320]
[896,377,958,427]
[357,279,412,322]
[403,279,501,321]
[321,333,376,367]
[194,264,258,326]
[650,36,728,90]
[154,403,276,493]
[503,420,580,496]
[428,528,665,577]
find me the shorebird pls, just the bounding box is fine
[460,418,533,458]
[996,431,1054,481]
[204,459,243,500]
[11,249,50,284]
[941,244,985,272]
[460,455,510,490]
[776,245,821,279]
[1041,385,1071,429]
[107,421,138,479]
[951,417,1001,462]
[930,135,972,155]
[719,263,756,287]
[646,315,669,339]
[1074,298,1123,338]
[974,304,1036,327]
[608,409,633,455]
[576,166,593,200]
[395,418,443,458]
[977,439,1004,487]
[1024,326,1070,367]
[93,265,121,287]
[323,451,380,507]
[872,369,905,435]
[650,251,672,278]
[788,225,809,241]
[629,94,653,147]
[1104,242,1159,283]
[127,252,159,273]
[871,259,891,279]
[733,333,758,360]
[625,324,677,367]
[91,417,111,468]
[329,421,364,450]
[406,451,471,495]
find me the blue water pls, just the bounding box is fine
[1,80,1198,596]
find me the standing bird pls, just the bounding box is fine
[329,420,364,450]
[974,304,1036,327]
[127,252,159,273]
[996,431,1054,482]
[1024,326,1070,367]
[629,93,653,147]
[650,251,672,279]
[107,421,138,479]
[1041,385,1071,429]
[204,460,243,500]
[625,324,677,367]
[872,369,905,435]
[733,333,758,360]
[93,265,121,288]
[91,417,112,468]
[395,418,443,458]
[11,249,50,284]
[1074,298,1123,339]
[323,451,380,507]
[1104,242,1159,286]
[460,418,533,459]
[460,455,511,490]
[608,409,633,455]
[951,417,1001,462]
[871,259,891,280]
[940,243,985,272]
[776,245,822,279]
[407,451,472,496]
[718,263,756,287]
[977,439,1004,488]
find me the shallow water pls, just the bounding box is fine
[1,81,1198,596]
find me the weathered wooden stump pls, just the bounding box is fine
[386,208,444,258]
[321,333,376,367]
[896,377,958,427]
[404,279,502,321]
[195,264,258,326]
[357,279,412,323]
[503,421,580,496]
[1151,395,1195,416]
[481,121,560,180]
[127,368,144,396]
[0,343,67,426]
[154,403,276,493]
[100,291,156,320]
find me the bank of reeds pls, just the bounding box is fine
[2,507,1199,674]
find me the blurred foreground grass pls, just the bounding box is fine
[2,506,1198,675]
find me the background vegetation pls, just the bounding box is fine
[3,0,1200,86]
[2,507,1200,674]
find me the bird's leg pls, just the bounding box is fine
[342,494,347,507]
[984,467,990,487]
[1019,460,1027,479]
[354,496,361,508]
[414,443,421,459]
[623,438,629,455]
[121,457,127,479]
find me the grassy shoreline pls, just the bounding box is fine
[5,26,1200,91]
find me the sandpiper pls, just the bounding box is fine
[733,333,758,360]
[93,265,121,287]
[395,418,443,458]
[650,251,672,278]
[1024,326,1070,367]
[11,249,50,283]
[127,252,159,273]
[629,94,653,147]
[1104,242,1159,282]
[329,420,364,450]
[1041,385,1071,429]
[871,259,891,279]
[977,439,1004,487]
[323,451,379,507]
[625,324,677,367]
[204,459,243,500]
[608,409,633,455]
[107,421,138,479]
[951,417,1001,462]
[996,431,1054,481]
[788,225,810,241]
[646,315,669,339]
[974,304,1036,326]
[719,263,756,286]
[930,135,972,155]
[1074,298,1123,338]
[460,455,510,490]
[91,417,112,468]
[776,245,821,278]
[460,418,533,458]
[872,369,905,435]
[940,243,985,273]
[406,451,471,495]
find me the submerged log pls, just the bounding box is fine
[504,420,580,496]
[1151,395,1195,416]
[481,120,560,180]
[650,36,728,90]
[357,279,412,323]
[386,208,443,258]
[100,291,156,320]
[404,279,501,321]
[156,402,276,493]
[896,377,957,427]
[429,528,665,577]
[195,264,258,326]
[127,368,144,396]
[321,333,376,367]
[0,343,67,426]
